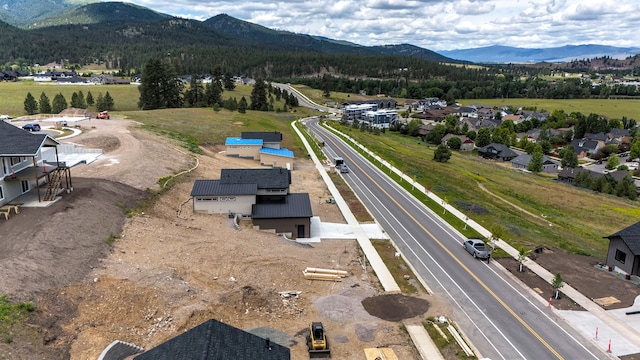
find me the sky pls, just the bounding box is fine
[120,0,640,51]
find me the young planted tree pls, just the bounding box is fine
[517,247,528,272]
[238,96,248,113]
[552,273,564,299]
[24,92,38,115]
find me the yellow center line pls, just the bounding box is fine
[323,128,564,359]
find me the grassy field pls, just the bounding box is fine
[327,122,640,259]
[458,98,640,120]
[2,80,639,258]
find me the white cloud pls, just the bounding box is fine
[117,0,640,51]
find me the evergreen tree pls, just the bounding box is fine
[38,92,51,114]
[103,92,114,111]
[95,93,105,112]
[138,58,183,110]
[250,79,268,111]
[184,75,205,107]
[204,81,222,107]
[77,90,87,108]
[223,72,235,91]
[71,92,80,108]
[238,96,248,113]
[24,92,38,115]
[433,144,452,162]
[321,74,332,98]
[86,91,94,107]
[52,93,67,114]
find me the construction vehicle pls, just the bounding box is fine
[307,322,330,356]
[97,110,110,119]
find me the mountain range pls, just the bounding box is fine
[0,1,638,65]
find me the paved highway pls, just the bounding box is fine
[305,118,609,360]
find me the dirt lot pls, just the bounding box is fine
[1,118,638,359]
[0,119,436,360]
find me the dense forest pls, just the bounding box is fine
[2,5,640,103]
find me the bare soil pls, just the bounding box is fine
[0,119,432,360]
[1,118,638,360]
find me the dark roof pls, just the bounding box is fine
[605,221,640,255]
[571,139,599,153]
[191,180,257,196]
[477,143,518,159]
[609,128,630,137]
[511,154,555,167]
[558,167,588,180]
[584,132,607,141]
[241,131,283,143]
[0,121,58,156]
[134,319,290,360]
[220,168,291,189]
[252,193,313,219]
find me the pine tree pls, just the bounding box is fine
[223,72,235,91]
[24,92,38,115]
[138,58,183,110]
[103,92,114,111]
[39,92,51,114]
[52,93,67,114]
[86,91,94,107]
[77,90,87,109]
[433,144,452,162]
[96,93,105,112]
[249,79,268,111]
[71,92,80,108]
[238,96,248,113]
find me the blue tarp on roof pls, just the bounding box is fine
[225,137,263,146]
[259,148,294,158]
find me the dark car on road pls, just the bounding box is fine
[463,239,491,259]
[22,123,41,132]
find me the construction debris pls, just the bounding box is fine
[303,267,348,282]
[279,291,301,299]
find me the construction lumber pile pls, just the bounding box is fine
[303,267,348,282]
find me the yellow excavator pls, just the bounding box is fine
[307,322,330,356]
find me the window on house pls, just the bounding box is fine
[615,249,626,264]
[21,180,29,193]
[0,185,4,200]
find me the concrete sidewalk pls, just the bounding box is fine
[324,123,640,358]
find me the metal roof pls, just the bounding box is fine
[225,137,263,146]
[252,193,313,219]
[190,180,257,196]
[259,148,294,158]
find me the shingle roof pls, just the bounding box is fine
[0,121,58,156]
[220,168,290,189]
[605,221,640,255]
[252,193,313,219]
[190,180,257,196]
[241,131,283,143]
[134,319,290,360]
